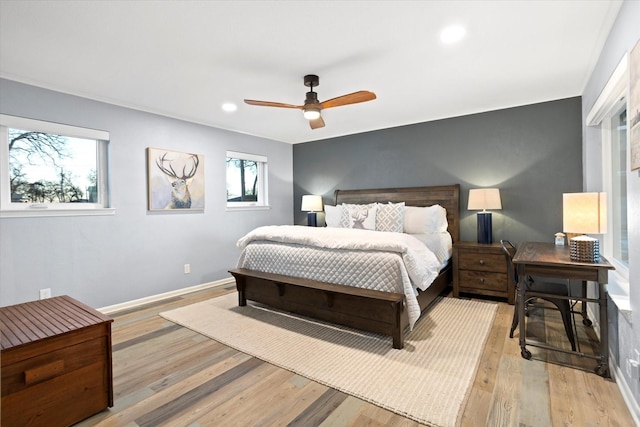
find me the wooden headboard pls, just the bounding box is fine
[333,184,460,243]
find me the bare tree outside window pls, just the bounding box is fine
[8,128,97,204]
[225,150,267,208]
[226,157,258,202]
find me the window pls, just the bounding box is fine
[0,115,112,217]
[604,104,629,266]
[586,54,629,294]
[226,150,268,209]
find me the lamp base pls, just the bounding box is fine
[307,212,317,227]
[476,212,493,244]
[569,235,599,262]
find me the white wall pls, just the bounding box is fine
[0,79,294,308]
[582,0,640,413]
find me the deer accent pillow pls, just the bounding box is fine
[340,203,377,230]
[375,202,405,233]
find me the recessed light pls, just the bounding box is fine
[440,25,466,44]
[222,102,237,112]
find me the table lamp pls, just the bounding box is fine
[468,188,502,244]
[301,195,323,227]
[563,192,606,262]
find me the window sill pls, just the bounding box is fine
[0,208,116,218]
[609,292,631,313]
[607,267,631,322]
[226,205,271,212]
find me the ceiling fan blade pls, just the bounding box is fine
[320,91,376,109]
[244,99,303,109]
[309,116,325,130]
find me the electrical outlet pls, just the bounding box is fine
[628,359,640,381]
[625,349,640,381]
[39,288,51,299]
[184,264,190,274]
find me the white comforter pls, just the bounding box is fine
[237,226,444,329]
[237,225,441,290]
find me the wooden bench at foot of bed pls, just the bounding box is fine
[228,268,406,349]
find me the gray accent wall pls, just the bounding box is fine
[0,79,293,308]
[294,96,583,245]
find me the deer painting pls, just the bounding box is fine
[155,152,200,209]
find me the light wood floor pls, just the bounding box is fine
[77,285,635,427]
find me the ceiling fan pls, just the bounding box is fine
[244,74,376,129]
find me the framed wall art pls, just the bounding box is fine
[147,147,204,211]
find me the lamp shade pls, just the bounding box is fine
[301,195,323,212]
[563,192,607,234]
[468,188,502,211]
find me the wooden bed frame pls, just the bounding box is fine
[228,184,460,349]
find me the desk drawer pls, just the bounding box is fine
[458,270,507,292]
[458,252,505,272]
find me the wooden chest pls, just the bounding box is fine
[1,295,113,426]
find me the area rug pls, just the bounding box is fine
[160,292,497,427]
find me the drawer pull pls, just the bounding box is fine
[24,360,65,386]
[479,259,485,265]
[479,278,485,284]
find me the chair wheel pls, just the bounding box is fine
[583,318,592,327]
[521,348,532,360]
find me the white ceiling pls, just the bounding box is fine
[0,1,623,144]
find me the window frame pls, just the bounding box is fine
[586,54,630,295]
[601,101,628,264]
[225,150,269,210]
[0,114,114,218]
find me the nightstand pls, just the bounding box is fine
[453,241,513,304]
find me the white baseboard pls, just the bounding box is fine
[587,302,640,426]
[610,356,640,426]
[97,277,235,314]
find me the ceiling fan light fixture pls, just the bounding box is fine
[440,25,466,44]
[303,107,321,120]
[221,102,237,112]
[244,74,375,130]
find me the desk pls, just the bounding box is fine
[513,242,614,377]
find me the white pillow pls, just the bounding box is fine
[403,204,448,234]
[340,203,377,230]
[324,205,343,227]
[376,202,405,233]
[409,232,453,266]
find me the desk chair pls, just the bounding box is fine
[501,240,576,352]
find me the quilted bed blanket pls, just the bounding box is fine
[236,225,443,329]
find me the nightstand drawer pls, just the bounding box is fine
[458,270,507,292]
[453,241,514,304]
[457,252,505,272]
